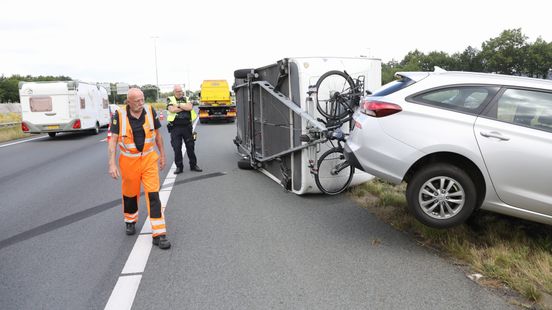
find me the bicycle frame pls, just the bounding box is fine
[233,59,373,194]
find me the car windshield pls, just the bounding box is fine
[372,76,415,97]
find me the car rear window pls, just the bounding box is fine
[410,86,499,114]
[372,77,415,96]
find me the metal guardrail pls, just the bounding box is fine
[0,122,20,129]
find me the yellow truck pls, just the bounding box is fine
[198,80,236,123]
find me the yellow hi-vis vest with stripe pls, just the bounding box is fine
[118,105,156,157]
[167,96,197,122]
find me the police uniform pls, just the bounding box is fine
[167,96,201,173]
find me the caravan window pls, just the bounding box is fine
[103,99,108,109]
[30,96,52,112]
[80,97,86,109]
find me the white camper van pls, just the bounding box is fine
[19,81,110,137]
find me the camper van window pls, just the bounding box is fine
[30,96,52,112]
[80,97,86,109]
[103,99,108,109]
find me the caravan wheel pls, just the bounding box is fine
[48,132,56,138]
[237,158,253,170]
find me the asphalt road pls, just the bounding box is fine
[0,120,516,309]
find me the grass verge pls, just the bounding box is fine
[150,102,167,111]
[350,178,552,309]
[0,112,29,143]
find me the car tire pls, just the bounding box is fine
[406,163,477,228]
[237,158,253,170]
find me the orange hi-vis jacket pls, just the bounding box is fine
[118,104,156,157]
[117,105,166,237]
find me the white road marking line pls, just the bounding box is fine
[104,164,176,309]
[0,135,46,148]
[159,191,172,204]
[140,218,152,234]
[104,118,197,309]
[121,235,153,274]
[104,275,142,310]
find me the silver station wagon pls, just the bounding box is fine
[345,69,552,228]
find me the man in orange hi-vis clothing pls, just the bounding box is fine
[108,88,170,249]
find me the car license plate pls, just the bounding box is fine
[47,125,59,130]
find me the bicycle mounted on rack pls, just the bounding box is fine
[232,58,372,195]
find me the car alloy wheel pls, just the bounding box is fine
[406,163,477,228]
[418,176,465,220]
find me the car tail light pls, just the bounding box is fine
[73,119,81,129]
[360,100,402,117]
[21,122,29,132]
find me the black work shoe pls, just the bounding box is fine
[125,222,136,235]
[190,165,203,172]
[173,167,183,174]
[152,235,171,250]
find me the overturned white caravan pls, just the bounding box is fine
[233,57,382,195]
[19,81,110,138]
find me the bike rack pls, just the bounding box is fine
[233,57,381,194]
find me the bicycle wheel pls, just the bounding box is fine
[314,147,355,195]
[315,70,356,120]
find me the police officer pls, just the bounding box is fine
[167,84,202,174]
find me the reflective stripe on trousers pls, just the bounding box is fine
[120,150,166,237]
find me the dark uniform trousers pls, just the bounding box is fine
[170,123,196,169]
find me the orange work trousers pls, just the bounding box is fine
[120,151,166,237]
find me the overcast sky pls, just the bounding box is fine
[1,0,550,92]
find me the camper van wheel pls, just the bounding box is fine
[48,132,56,138]
[92,122,100,135]
[237,158,253,170]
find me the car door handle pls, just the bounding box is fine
[480,131,510,141]
[45,112,57,116]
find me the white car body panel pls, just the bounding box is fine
[347,70,552,226]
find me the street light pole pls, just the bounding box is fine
[151,36,160,102]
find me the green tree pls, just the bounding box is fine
[140,84,159,102]
[381,60,401,84]
[424,51,457,70]
[0,75,5,102]
[480,28,527,75]
[523,37,552,78]
[380,28,552,87]
[453,46,483,72]
[0,77,22,103]
[400,49,425,71]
